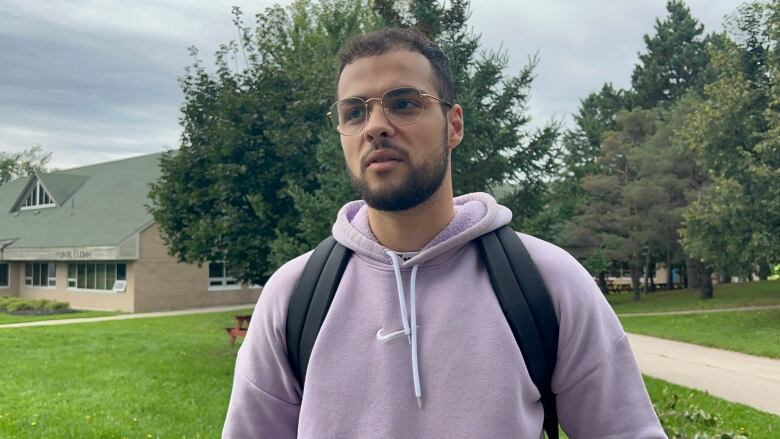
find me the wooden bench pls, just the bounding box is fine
[226,315,252,345]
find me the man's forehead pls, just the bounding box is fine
[336,49,436,98]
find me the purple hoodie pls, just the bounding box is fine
[223,192,666,438]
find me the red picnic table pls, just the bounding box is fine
[226,315,252,345]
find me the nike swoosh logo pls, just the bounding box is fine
[376,327,409,343]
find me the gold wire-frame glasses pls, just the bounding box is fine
[327,87,452,136]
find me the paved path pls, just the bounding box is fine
[0,304,256,329]
[627,333,780,416]
[618,304,780,318]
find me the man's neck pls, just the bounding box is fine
[367,188,455,252]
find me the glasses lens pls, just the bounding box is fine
[383,88,424,125]
[331,98,366,135]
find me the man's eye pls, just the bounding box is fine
[389,99,422,112]
[342,107,365,122]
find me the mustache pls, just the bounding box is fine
[360,141,410,168]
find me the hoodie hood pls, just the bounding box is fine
[332,192,513,267]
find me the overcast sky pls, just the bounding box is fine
[0,0,741,169]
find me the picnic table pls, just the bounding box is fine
[226,315,252,345]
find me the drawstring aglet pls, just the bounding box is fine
[417,396,423,409]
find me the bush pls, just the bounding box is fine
[0,295,13,311]
[43,300,69,311]
[6,300,37,312]
[0,296,71,314]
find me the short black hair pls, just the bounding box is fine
[335,27,454,105]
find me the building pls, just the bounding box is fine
[0,153,261,312]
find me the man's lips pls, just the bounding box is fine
[363,150,405,169]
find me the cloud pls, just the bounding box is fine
[0,0,742,168]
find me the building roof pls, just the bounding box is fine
[0,152,164,250]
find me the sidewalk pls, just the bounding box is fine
[627,333,780,416]
[0,304,256,329]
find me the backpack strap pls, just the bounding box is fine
[286,236,351,388]
[477,225,559,439]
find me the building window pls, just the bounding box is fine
[0,263,8,288]
[68,262,126,292]
[209,262,239,289]
[25,262,56,287]
[21,180,56,210]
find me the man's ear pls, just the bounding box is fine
[447,104,464,151]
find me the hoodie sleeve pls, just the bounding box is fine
[222,252,312,439]
[521,234,667,439]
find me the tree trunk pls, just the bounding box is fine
[665,252,673,290]
[757,261,771,280]
[631,262,642,301]
[686,256,701,289]
[699,265,714,299]
[720,272,732,284]
[643,244,652,294]
[598,271,609,295]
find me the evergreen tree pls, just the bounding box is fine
[631,0,709,108]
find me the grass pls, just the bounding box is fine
[0,310,120,325]
[2,309,778,437]
[621,309,780,359]
[644,376,780,438]
[608,280,780,314]
[0,309,252,438]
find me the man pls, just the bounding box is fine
[223,27,665,438]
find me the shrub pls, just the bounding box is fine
[0,297,71,313]
[43,300,70,311]
[6,300,37,313]
[0,295,13,311]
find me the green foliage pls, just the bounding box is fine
[631,0,709,108]
[149,1,377,283]
[0,144,51,185]
[678,6,780,278]
[0,297,70,314]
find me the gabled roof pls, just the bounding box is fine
[9,172,90,212]
[0,152,165,250]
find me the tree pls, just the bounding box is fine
[679,3,780,295]
[149,1,377,284]
[0,144,51,185]
[566,109,660,300]
[631,0,709,109]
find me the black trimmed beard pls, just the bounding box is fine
[349,133,449,212]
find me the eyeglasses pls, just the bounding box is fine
[327,87,452,136]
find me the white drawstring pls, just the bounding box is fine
[386,251,411,344]
[385,251,422,408]
[410,264,421,408]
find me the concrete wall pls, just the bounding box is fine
[17,261,135,312]
[133,224,261,313]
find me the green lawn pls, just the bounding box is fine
[608,280,780,314]
[0,310,120,325]
[0,309,251,438]
[621,309,780,359]
[2,309,777,437]
[644,376,779,439]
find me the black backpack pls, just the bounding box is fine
[285,225,560,438]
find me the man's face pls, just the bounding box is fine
[336,50,463,211]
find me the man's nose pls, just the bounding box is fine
[363,99,394,143]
